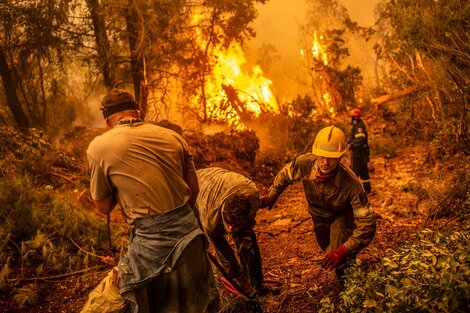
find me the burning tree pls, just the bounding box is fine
[299,0,367,115]
[182,5,277,129]
[300,28,364,115]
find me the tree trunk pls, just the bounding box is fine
[86,0,114,89]
[222,84,254,124]
[125,0,145,107]
[0,45,29,128]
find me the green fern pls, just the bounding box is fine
[13,284,39,307]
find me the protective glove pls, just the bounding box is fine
[221,277,262,312]
[321,245,348,270]
[221,276,255,298]
[259,195,275,209]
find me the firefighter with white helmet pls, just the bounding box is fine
[350,108,372,193]
[260,125,376,280]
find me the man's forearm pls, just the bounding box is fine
[186,172,199,206]
[94,194,117,216]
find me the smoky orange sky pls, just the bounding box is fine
[248,0,381,101]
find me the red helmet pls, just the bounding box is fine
[351,108,361,117]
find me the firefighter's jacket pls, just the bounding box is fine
[267,153,376,254]
[350,118,370,162]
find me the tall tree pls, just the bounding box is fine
[0,45,29,128]
[125,0,146,104]
[299,0,366,113]
[178,0,268,123]
[376,0,469,150]
[86,0,115,89]
[0,0,78,130]
[80,0,270,123]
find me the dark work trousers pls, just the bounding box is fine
[312,212,357,280]
[209,229,263,289]
[352,151,371,193]
[233,231,263,289]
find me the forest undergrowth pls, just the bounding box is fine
[0,125,468,312]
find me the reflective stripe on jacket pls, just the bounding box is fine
[267,153,376,254]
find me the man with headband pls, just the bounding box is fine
[86,88,218,312]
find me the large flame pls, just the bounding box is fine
[311,31,328,66]
[191,11,278,129]
[301,31,335,115]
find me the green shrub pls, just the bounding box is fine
[323,226,470,312]
[0,176,128,289]
[0,127,85,187]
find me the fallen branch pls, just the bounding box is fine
[276,288,306,313]
[49,171,76,183]
[7,266,106,283]
[69,237,115,266]
[371,85,424,106]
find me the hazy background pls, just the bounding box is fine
[247,0,381,101]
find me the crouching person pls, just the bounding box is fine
[196,167,265,296]
[261,126,376,281]
[85,88,218,313]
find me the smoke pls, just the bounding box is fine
[341,0,379,27]
[247,0,381,101]
[75,96,106,128]
[246,0,307,102]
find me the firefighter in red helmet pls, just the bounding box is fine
[349,108,371,193]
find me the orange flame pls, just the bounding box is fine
[191,12,278,129]
[300,30,334,115]
[311,31,328,66]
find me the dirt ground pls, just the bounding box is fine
[0,143,450,313]
[250,145,430,312]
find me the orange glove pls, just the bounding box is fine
[321,245,348,270]
[221,277,254,299]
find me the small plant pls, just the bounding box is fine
[13,284,39,307]
[0,175,129,286]
[319,296,335,313]
[329,225,470,312]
